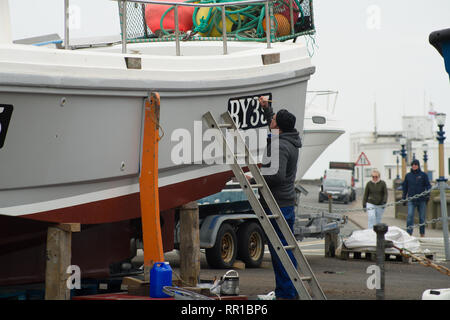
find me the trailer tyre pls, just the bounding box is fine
[237,222,265,268]
[205,223,237,269]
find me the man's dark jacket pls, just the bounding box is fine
[401,164,431,203]
[259,105,302,207]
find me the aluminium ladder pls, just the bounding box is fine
[202,111,326,300]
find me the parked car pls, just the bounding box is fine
[323,169,356,201]
[318,178,353,204]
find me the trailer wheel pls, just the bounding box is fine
[205,223,237,269]
[237,222,265,268]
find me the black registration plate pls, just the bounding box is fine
[0,104,13,149]
[227,93,272,130]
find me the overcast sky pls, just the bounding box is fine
[8,0,450,179]
[303,0,450,178]
[9,1,119,39]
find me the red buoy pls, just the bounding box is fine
[145,0,195,33]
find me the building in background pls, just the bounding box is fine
[350,115,450,189]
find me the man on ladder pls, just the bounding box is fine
[203,98,325,300]
[251,96,302,300]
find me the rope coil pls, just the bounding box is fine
[392,245,450,276]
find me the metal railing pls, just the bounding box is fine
[63,0,314,56]
[64,0,70,50]
[117,0,275,55]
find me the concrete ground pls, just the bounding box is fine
[345,187,449,262]
[162,182,450,300]
[346,188,445,238]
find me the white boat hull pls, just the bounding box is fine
[297,106,345,179]
[0,41,314,223]
[298,128,344,179]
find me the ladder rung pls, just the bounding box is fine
[218,123,232,128]
[301,276,312,281]
[235,153,247,158]
[250,183,263,188]
[283,245,296,250]
[268,215,280,219]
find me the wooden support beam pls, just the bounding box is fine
[45,223,80,300]
[180,201,200,287]
[139,92,164,281]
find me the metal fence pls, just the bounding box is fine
[118,0,314,40]
[116,0,314,54]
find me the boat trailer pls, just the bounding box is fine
[293,184,348,256]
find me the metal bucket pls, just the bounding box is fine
[220,270,239,296]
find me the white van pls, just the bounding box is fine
[325,169,353,184]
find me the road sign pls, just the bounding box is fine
[355,152,371,166]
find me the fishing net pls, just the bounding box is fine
[118,0,315,43]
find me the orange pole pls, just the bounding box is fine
[439,143,444,178]
[140,92,164,271]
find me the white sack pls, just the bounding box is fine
[343,226,421,254]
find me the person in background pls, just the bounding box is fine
[402,159,431,237]
[362,169,388,229]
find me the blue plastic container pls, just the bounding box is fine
[150,262,172,298]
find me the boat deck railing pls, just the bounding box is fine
[63,0,315,55]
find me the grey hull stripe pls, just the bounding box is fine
[0,67,315,94]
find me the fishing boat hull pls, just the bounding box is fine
[0,41,313,221]
[0,41,314,285]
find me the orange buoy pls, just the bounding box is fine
[274,0,299,25]
[263,13,291,37]
[145,0,195,33]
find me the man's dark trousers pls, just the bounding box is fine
[266,206,297,299]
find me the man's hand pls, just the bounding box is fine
[259,96,269,109]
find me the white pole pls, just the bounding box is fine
[121,1,128,54]
[0,0,12,44]
[265,1,271,49]
[221,5,228,55]
[438,180,450,260]
[361,166,364,197]
[64,0,70,49]
[174,5,180,56]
